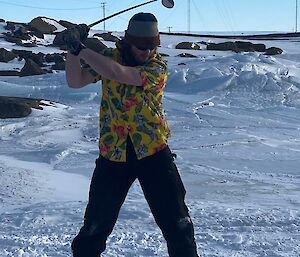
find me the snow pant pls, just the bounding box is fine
[71,138,199,257]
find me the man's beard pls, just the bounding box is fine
[119,40,145,67]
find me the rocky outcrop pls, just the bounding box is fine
[177,53,197,58]
[28,17,57,34]
[207,41,267,52]
[93,32,120,42]
[265,47,283,55]
[82,38,107,52]
[0,48,17,63]
[20,59,46,77]
[0,70,20,76]
[175,42,201,50]
[58,20,76,29]
[0,96,53,118]
[0,96,31,118]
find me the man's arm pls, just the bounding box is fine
[78,48,143,87]
[66,52,96,88]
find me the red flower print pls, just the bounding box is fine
[112,125,127,138]
[124,97,139,111]
[100,143,111,153]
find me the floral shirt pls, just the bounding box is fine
[92,46,171,162]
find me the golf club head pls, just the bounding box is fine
[162,0,174,8]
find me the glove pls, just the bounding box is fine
[61,24,89,55]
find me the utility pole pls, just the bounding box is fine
[101,2,107,31]
[167,26,172,33]
[296,0,298,32]
[187,0,191,33]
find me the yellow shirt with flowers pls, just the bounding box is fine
[92,46,171,162]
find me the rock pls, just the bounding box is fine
[4,35,22,45]
[52,31,65,47]
[0,18,5,22]
[82,38,107,52]
[13,26,31,40]
[0,96,54,119]
[58,20,76,29]
[30,28,44,39]
[45,53,65,63]
[17,42,38,48]
[4,22,16,31]
[265,47,283,55]
[51,62,65,70]
[177,53,197,58]
[12,50,45,66]
[207,42,238,51]
[0,70,20,76]
[175,42,201,50]
[0,48,17,63]
[207,41,266,53]
[159,53,170,57]
[20,59,47,77]
[28,17,57,34]
[12,49,33,60]
[93,32,120,42]
[0,96,32,118]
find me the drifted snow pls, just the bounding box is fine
[0,29,299,257]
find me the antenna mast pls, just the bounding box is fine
[296,0,298,32]
[188,0,191,33]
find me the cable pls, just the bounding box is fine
[0,0,101,10]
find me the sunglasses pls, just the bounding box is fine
[135,45,156,51]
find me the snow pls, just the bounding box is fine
[0,23,300,256]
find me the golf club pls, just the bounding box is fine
[88,0,174,28]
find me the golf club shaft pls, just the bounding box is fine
[88,0,158,28]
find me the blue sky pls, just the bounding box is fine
[0,0,298,33]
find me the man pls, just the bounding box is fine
[63,12,199,257]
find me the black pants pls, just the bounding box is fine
[72,138,199,257]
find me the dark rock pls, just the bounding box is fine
[52,31,65,47]
[0,96,54,119]
[252,43,266,52]
[13,26,31,40]
[12,50,45,66]
[45,53,65,63]
[93,32,120,42]
[0,96,32,118]
[0,18,5,22]
[175,42,201,50]
[30,28,44,39]
[159,53,170,57]
[29,17,57,34]
[178,63,186,65]
[58,20,76,29]
[0,48,17,63]
[82,38,107,52]
[4,35,22,45]
[0,70,20,76]
[17,42,38,48]
[235,41,255,52]
[177,53,197,58]
[12,49,33,60]
[265,47,283,55]
[4,22,16,31]
[207,41,267,53]
[207,42,238,51]
[20,59,47,76]
[51,62,65,70]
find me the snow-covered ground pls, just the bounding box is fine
[0,24,300,257]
